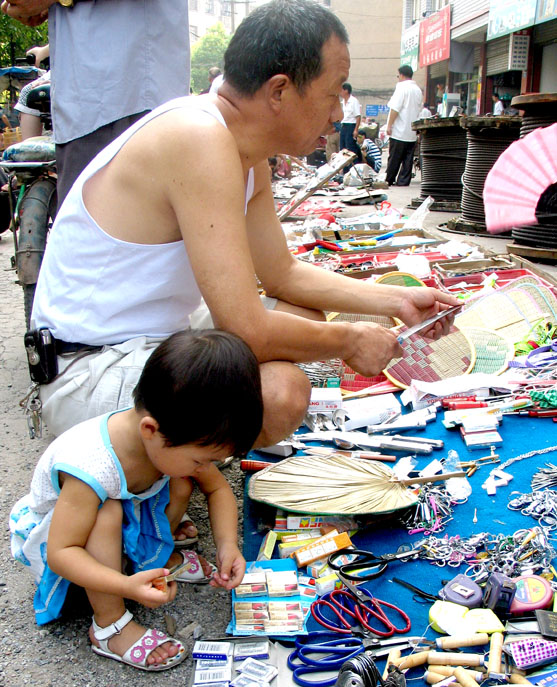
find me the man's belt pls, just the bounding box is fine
[55,340,103,355]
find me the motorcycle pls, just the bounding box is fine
[0,82,57,328]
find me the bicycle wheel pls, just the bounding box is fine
[16,177,57,328]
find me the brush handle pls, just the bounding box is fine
[437,633,489,650]
[400,471,467,486]
[240,459,274,471]
[394,651,431,669]
[428,652,484,667]
[486,632,503,675]
[382,648,401,679]
[454,667,479,687]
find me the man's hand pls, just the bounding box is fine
[386,126,393,137]
[1,0,53,25]
[26,44,49,67]
[396,287,460,339]
[344,322,402,377]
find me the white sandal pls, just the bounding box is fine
[174,550,217,584]
[91,609,186,671]
[173,513,199,548]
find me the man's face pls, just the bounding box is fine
[286,35,350,156]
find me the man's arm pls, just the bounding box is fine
[386,108,398,137]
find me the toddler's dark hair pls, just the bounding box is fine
[133,329,263,455]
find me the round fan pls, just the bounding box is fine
[375,272,426,287]
[383,326,475,389]
[484,123,557,234]
[460,327,514,375]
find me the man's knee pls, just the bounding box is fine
[258,363,311,446]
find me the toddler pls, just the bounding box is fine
[10,329,263,672]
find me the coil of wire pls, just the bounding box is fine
[418,127,467,202]
[461,128,520,226]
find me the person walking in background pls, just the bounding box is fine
[385,64,422,187]
[492,93,504,115]
[340,82,361,169]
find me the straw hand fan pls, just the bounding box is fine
[248,453,463,515]
[484,123,557,233]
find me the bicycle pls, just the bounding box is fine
[0,81,57,329]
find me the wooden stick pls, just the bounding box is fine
[486,632,504,675]
[394,651,431,669]
[428,652,484,667]
[436,633,489,650]
[400,471,467,486]
[454,667,479,687]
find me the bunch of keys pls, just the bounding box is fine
[19,383,42,439]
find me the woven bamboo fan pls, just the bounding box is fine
[375,272,426,287]
[383,325,474,389]
[456,282,557,343]
[460,327,514,375]
[326,312,397,327]
[248,453,420,515]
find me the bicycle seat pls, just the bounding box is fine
[2,133,56,164]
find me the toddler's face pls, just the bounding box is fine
[150,440,231,478]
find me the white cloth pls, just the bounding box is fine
[32,96,254,346]
[493,100,504,115]
[209,74,224,94]
[420,107,432,119]
[387,79,423,142]
[49,0,189,144]
[341,95,361,124]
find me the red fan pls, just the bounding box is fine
[484,123,557,234]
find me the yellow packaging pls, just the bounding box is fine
[315,572,342,596]
[257,530,278,561]
[294,531,353,567]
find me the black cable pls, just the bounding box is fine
[417,127,467,203]
[337,653,406,687]
[460,128,520,227]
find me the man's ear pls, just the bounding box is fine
[266,74,292,113]
[139,415,160,441]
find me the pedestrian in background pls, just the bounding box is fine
[492,92,504,115]
[385,64,422,187]
[340,82,361,170]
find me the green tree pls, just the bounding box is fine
[190,23,230,94]
[0,15,48,67]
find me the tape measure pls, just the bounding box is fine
[510,575,554,615]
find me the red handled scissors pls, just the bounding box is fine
[311,583,411,637]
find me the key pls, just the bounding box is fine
[27,397,42,439]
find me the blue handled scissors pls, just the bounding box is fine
[287,631,365,687]
[287,631,426,687]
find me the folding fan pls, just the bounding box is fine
[484,123,557,233]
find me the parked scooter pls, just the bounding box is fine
[0,82,56,328]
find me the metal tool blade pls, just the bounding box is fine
[396,305,463,343]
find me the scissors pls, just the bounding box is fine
[287,631,424,687]
[311,584,411,637]
[328,547,420,582]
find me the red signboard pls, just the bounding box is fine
[419,5,451,68]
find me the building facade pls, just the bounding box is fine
[330,0,404,122]
[401,0,557,116]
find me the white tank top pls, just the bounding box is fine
[32,96,255,345]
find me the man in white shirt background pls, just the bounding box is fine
[492,92,504,116]
[340,82,361,169]
[385,64,423,186]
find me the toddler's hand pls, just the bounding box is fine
[210,543,245,590]
[126,568,177,608]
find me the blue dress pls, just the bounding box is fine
[9,411,173,625]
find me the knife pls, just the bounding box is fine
[396,305,463,343]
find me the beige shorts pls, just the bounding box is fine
[40,336,163,437]
[40,296,278,437]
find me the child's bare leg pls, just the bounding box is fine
[85,499,179,666]
[165,478,216,577]
[166,477,197,543]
